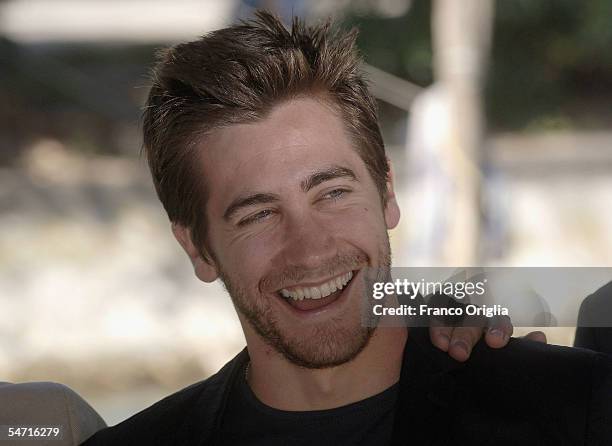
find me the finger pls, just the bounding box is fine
[523,330,547,344]
[429,323,453,352]
[484,315,514,349]
[447,326,479,362]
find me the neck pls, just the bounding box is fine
[244,325,408,411]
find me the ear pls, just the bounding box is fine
[171,223,219,283]
[383,158,401,230]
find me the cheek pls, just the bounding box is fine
[321,204,387,245]
[217,237,275,286]
[331,200,386,228]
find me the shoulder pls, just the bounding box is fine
[412,330,612,441]
[473,334,607,371]
[83,348,248,446]
[0,381,106,444]
[464,338,612,441]
[468,337,612,393]
[411,325,609,381]
[412,329,611,399]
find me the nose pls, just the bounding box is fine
[277,211,337,271]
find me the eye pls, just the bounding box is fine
[238,209,274,227]
[323,188,349,201]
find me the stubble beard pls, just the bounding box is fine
[217,236,392,369]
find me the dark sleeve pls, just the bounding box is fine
[586,353,612,444]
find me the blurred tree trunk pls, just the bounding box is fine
[432,0,494,265]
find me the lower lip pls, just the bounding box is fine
[277,271,357,316]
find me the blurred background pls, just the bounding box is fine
[1,0,611,424]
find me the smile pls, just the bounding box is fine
[279,271,353,301]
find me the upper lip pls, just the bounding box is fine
[277,270,355,292]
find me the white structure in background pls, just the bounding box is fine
[401,83,452,266]
[404,0,494,266]
[400,0,494,266]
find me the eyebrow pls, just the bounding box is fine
[223,165,358,222]
[300,165,357,193]
[223,193,280,221]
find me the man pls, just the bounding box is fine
[84,12,611,445]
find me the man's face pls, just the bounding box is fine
[190,97,399,368]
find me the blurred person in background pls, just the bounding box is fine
[575,281,612,355]
[82,11,611,446]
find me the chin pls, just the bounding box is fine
[270,321,376,369]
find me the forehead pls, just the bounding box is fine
[199,98,368,206]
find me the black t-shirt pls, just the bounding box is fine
[220,362,398,446]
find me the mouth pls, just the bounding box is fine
[276,270,356,312]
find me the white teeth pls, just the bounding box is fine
[296,288,304,300]
[280,271,355,301]
[320,283,331,297]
